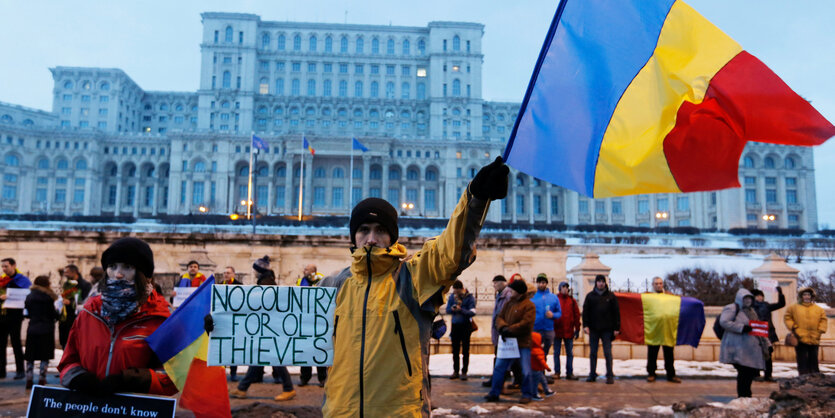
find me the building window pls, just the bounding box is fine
[385,82,394,99]
[766,189,777,203]
[743,156,754,168]
[222,71,231,88]
[453,35,460,51]
[313,187,325,207]
[638,200,649,214]
[370,81,379,98]
[657,198,668,212]
[786,190,797,204]
[386,38,395,54]
[402,39,410,55]
[764,156,775,169]
[417,83,426,100]
[340,36,348,53]
[786,177,797,186]
[352,187,362,206]
[676,196,689,211]
[339,80,348,97]
[534,195,542,215]
[595,201,606,214]
[785,157,796,169]
[332,187,343,207]
[274,187,285,207]
[355,81,363,97]
[550,196,559,215]
[401,82,410,99]
[452,79,461,96]
[745,189,757,203]
[516,194,525,214]
[323,79,332,97]
[262,33,270,48]
[355,37,363,53]
[292,79,300,96]
[278,34,286,50]
[324,36,332,52]
[418,39,426,55]
[225,26,233,42]
[309,35,317,51]
[744,176,756,185]
[293,34,301,51]
[308,79,316,96]
[612,200,622,214]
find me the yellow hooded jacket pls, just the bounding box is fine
[784,288,828,346]
[322,189,487,418]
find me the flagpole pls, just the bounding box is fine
[298,134,305,221]
[251,146,258,234]
[247,134,254,221]
[349,137,354,215]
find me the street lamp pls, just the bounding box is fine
[654,211,668,219]
[229,213,239,221]
[401,202,415,210]
[198,206,208,213]
[762,214,776,221]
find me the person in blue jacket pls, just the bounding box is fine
[446,279,476,380]
[531,273,561,380]
[1,258,32,380]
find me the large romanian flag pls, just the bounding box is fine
[146,275,231,418]
[503,0,835,197]
[616,292,705,347]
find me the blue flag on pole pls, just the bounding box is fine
[252,134,268,151]
[352,137,369,152]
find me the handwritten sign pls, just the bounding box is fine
[172,287,197,308]
[207,285,336,367]
[2,288,30,309]
[497,337,520,359]
[26,385,175,418]
[758,279,778,303]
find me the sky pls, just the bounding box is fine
[1,0,833,226]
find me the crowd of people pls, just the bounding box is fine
[0,156,830,417]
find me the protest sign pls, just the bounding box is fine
[758,279,778,303]
[2,288,30,309]
[172,287,197,308]
[749,320,769,338]
[497,337,520,359]
[207,285,336,367]
[26,385,176,418]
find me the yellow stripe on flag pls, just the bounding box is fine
[163,332,208,391]
[641,293,681,346]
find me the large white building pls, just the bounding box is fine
[0,13,820,231]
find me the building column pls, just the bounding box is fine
[510,177,517,223]
[133,177,141,217]
[778,173,788,228]
[267,179,275,214]
[185,179,193,215]
[304,155,313,214]
[419,183,425,216]
[528,189,535,224]
[545,185,553,224]
[381,162,390,204]
[361,156,370,200]
[114,168,122,216]
[284,156,293,214]
[797,174,808,230]
[83,172,93,216]
[152,180,160,216]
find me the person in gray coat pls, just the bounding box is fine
[719,288,767,398]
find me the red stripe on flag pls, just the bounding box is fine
[179,358,231,418]
[664,51,835,193]
[615,293,645,345]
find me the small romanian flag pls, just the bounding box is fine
[303,136,315,155]
[616,292,705,348]
[146,275,231,418]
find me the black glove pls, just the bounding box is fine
[67,370,100,395]
[100,368,152,395]
[499,327,512,339]
[742,325,753,334]
[470,156,509,201]
[776,286,783,294]
[574,330,580,340]
[204,314,214,333]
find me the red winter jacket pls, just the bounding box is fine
[554,293,581,339]
[58,290,177,395]
[530,332,550,372]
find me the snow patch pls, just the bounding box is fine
[468,405,491,415]
[646,405,674,415]
[431,408,456,416]
[506,406,544,415]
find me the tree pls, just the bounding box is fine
[664,268,754,306]
[810,238,835,262]
[790,239,807,263]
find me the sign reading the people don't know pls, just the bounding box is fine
[207,285,336,367]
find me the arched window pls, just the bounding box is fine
[385,82,394,99]
[159,103,169,111]
[275,166,286,177]
[453,35,461,51]
[784,157,796,169]
[370,81,379,98]
[258,106,268,114]
[307,79,316,96]
[75,159,87,170]
[452,79,461,96]
[356,37,364,53]
[261,33,270,48]
[417,82,426,100]
[127,166,136,177]
[407,168,419,180]
[63,80,73,89]
[4,154,19,167]
[37,158,49,169]
[309,35,317,51]
[332,167,344,178]
[743,156,755,168]
[315,167,327,178]
[146,167,155,178]
[57,158,69,170]
[386,38,395,54]
[325,36,332,52]
[764,156,775,169]
[109,166,117,176]
[370,166,382,179]
[339,80,348,97]
[274,107,284,115]
[401,110,411,119]
[402,39,410,55]
[293,34,301,51]
[291,79,300,96]
[418,39,426,55]
[194,161,206,173]
[277,34,286,50]
[369,109,380,118]
[221,101,231,109]
[22,119,33,126]
[452,108,461,116]
[354,81,363,97]
[238,166,249,177]
[389,167,401,180]
[82,81,91,90]
[425,169,437,181]
[372,38,379,54]
[401,82,410,99]
[516,174,525,186]
[100,82,110,91]
[340,36,348,53]
[225,26,233,42]
[306,107,316,116]
[257,166,268,176]
[222,71,231,89]
[353,109,363,118]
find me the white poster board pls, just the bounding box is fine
[172,287,197,308]
[758,279,778,303]
[497,337,520,359]
[207,285,336,367]
[2,288,30,309]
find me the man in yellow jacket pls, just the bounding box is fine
[784,287,828,375]
[321,157,508,417]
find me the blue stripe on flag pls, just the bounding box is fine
[676,296,706,348]
[146,275,216,363]
[352,137,369,152]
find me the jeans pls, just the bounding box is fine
[450,323,472,374]
[238,366,293,392]
[300,366,328,384]
[0,317,24,375]
[555,338,574,376]
[588,330,614,379]
[795,343,820,375]
[532,370,549,393]
[536,330,555,370]
[647,345,676,379]
[489,347,535,399]
[732,364,757,397]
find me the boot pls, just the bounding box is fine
[274,390,296,401]
[450,372,459,380]
[38,377,47,386]
[229,388,248,399]
[26,378,34,390]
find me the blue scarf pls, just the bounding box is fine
[100,278,138,327]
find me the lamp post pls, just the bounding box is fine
[400,202,415,216]
[762,213,776,228]
[198,205,208,213]
[655,211,668,226]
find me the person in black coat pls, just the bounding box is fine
[751,287,785,381]
[582,275,620,384]
[24,276,59,389]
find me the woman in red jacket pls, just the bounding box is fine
[58,237,177,396]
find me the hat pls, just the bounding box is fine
[798,287,817,299]
[492,275,507,282]
[536,273,548,283]
[509,273,523,283]
[101,237,154,278]
[509,279,527,294]
[559,281,569,289]
[349,198,398,246]
[253,255,271,274]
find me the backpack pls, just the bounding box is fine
[713,303,739,339]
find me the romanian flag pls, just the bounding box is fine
[616,292,705,348]
[303,136,315,155]
[503,0,835,198]
[146,275,231,418]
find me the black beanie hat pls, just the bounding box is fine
[349,198,398,246]
[509,279,527,294]
[101,237,154,278]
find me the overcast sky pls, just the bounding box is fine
[1,0,833,227]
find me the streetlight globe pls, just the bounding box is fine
[241,200,247,206]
